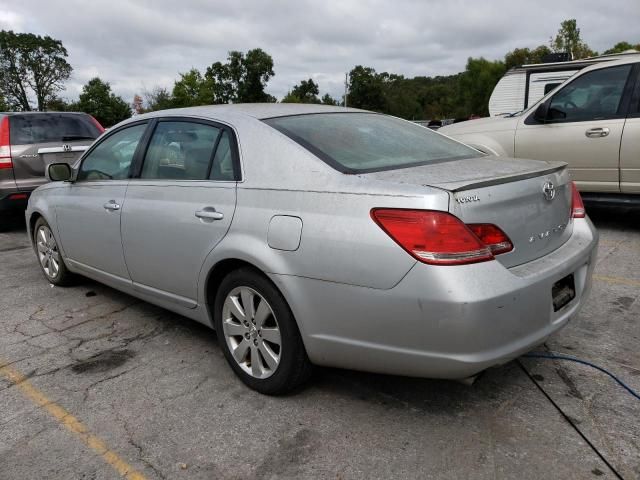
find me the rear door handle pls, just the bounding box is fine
[103,200,120,211]
[585,127,609,138]
[195,208,224,220]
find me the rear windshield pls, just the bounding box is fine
[9,113,101,145]
[264,112,480,173]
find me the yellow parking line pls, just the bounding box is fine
[0,360,147,480]
[593,274,640,288]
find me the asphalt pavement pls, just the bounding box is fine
[1,205,638,479]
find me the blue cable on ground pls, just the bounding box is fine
[523,352,640,401]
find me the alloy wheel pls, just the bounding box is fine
[36,225,60,280]
[221,286,282,379]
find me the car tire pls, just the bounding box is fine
[33,217,74,286]
[214,268,312,395]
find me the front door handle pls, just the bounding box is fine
[585,127,609,138]
[195,208,224,220]
[103,200,121,211]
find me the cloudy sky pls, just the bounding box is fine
[1,0,638,106]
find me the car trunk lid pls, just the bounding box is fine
[11,141,90,190]
[361,155,573,268]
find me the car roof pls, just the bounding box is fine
[134,103,368,122]
[0,111,91,116]
[575,55,640,73]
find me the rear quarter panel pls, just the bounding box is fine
[197,118,450,305]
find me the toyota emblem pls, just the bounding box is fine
[542,181,556,201]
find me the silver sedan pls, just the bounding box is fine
[26,104,598,394]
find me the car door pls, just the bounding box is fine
[515,64,635,193]
[55,122,149,287]
[620,66,640,193]
[121,118,238,307]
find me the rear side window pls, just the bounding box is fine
[209,131,235,181]
[140,121,222,180]
[264,113,479,173]
[9,114,101,145]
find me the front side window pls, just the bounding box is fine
[264,113,479,173]
[77,123,147,181]
[140,121,221,180]
[548,65,632,122]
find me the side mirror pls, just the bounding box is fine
[533,102,549,122]
[48,163,72,182]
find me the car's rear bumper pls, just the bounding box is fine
[0,189,30,213]
[272,217,598,379]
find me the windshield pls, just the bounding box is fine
[264,113,480,173]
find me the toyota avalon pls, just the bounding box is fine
[26,104,598,394]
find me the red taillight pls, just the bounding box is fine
[570,181,585,218]
[89,115,105,133]
[0,116,12,170]
[371,209,497,265]
[467,224,513,255]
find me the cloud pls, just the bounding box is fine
[1,0,638,104]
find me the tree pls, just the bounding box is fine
[458,57,506,116]
[171,68,213,107]
[603,41,640,54]
[0,30,72,111]
[45,96,69,111]
[74,77,131,127]
[504,45,551,69]
[0,92,9,111]
[205,48,275,103]
[348,66,387,111]
[551,19,596,59]
[321,93,338,105]
[282,78,321,103]
[143,86,174,111]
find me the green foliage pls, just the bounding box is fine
[143,87,174,112]
[171,68,214,107]
[282,78,321,103]
[603,41,640,54]
[0,30,72,111]
[291,78,320,103]
[73,77,131,127]
[204,48,275,104]
[45,96,69,111]
[321,93,338,105]
[458,57,506,116]
[348,66,387,111]
[551,19,596,59]
[346,64,489,119]
[504,45,551,69]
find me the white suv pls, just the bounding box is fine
[440,57,640,198]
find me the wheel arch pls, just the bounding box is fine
[28,211,43,244]
[204,258,268,327]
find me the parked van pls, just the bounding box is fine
[488,51,640,117]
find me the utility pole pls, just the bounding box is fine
[344,73,348,108]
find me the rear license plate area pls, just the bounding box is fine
[552,274,575,312]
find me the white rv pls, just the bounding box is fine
[488,51,640,117]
